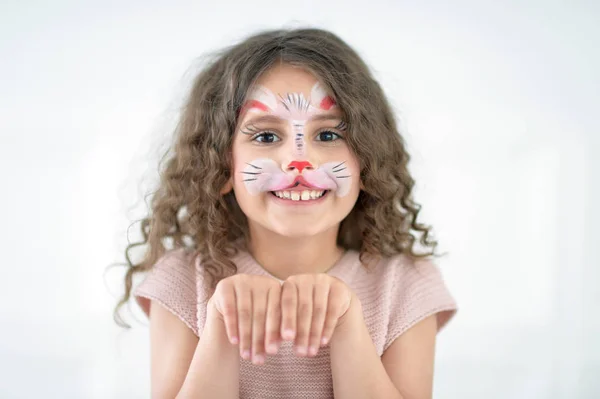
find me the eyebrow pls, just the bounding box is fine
[309,114,343,123]
[243,113,343,126]
[243,115,287,126]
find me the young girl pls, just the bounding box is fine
[115,28,457,399]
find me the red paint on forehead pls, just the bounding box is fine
[319,96,336,110]
[240,100,270,116]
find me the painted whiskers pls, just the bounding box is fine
[238,82,352,198]
[241,159,351,197]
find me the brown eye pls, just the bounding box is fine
[254,132,280,143]
[316,130,341,142]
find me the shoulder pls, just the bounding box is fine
[384,253,453,299]
[134,247,202,336]
[353,252,458,354]
[350,252,435,299]
[137,247,200,295]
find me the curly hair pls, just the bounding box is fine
[113,27,441,328]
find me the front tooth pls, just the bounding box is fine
[301,191,310,200]
[309,190,317,199]
[283,191,291,199]
[291,192,300,201]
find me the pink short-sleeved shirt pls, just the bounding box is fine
[135,246,457,398]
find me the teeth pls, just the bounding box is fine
[273,190,326,201]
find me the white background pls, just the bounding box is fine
[1,0,598,398]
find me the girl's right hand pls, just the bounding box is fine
[207,274,282,365]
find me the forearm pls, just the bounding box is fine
[176,309,240,399]
[330,300,403,399]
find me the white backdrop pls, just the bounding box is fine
[1,0,598,398]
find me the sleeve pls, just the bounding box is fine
[134,248,200,336]
[384,257,458,352]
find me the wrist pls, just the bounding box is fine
[206,297,221,322]
[202,297,228,337]
[332,292,363,339]
[202,301,238,352]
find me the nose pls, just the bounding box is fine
[286,160,313,173]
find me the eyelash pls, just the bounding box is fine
[241,121,347,145]
[249,129,343,144]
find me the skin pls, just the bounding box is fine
[223,66,361,240]
[218,63,362,360]
[150,64,438,399]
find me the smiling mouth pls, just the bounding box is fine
[283,176,321,190]
[270,189,329,201]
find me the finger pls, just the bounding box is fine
[235,281,252,361]
[217,280,239,345]
[251,288,268,365]
[320,285,347,346]
[308,278,329,356]
[294,280,314,357]
[280,280,297,342]
[265,284,282,355]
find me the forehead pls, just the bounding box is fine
[239,64,341,120]
[253,63,322,99]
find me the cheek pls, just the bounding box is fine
[345,152,361,187]
[232,161,253,196]
[231,143,251,186]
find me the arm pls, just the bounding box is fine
[329,294,437,399]
[149,300,240,399]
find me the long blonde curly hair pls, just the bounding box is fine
[113,28,441,328]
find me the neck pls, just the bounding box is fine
[246,223,345,280]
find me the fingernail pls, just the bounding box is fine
[253,354,264,364]
[283,329,295,340]
[309,346,318,356]
[296,346,307,355]
[242,350,251,360]
[321,337,328,346]
[266,344,278,354]
[231,336,239,345]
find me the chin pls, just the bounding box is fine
[268,218,333,238]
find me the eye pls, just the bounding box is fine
[316,130,341,142]
[253,132,280,143]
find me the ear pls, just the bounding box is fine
[220,177,233,195]
[359,179,365,190]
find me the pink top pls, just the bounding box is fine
[135,246,457,399]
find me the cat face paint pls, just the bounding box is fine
[241,158,351,197]
[239,83,351,197]
[240,83,337,158]
[241,82,351,197]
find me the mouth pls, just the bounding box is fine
[283,176,322,191]
[270,189,329,201]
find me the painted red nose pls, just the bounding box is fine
[287,160,312,173]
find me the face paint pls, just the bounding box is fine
[239,82,351,197]
[287,160,312,173]
[241,159,352,197]
[292,120,305,158]
[240,82,337,158]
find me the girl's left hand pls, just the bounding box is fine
[280,274,356,357]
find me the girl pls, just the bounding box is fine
[114,28,457,399]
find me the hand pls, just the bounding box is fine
[208,274,283,365]
[280,274,353,357]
